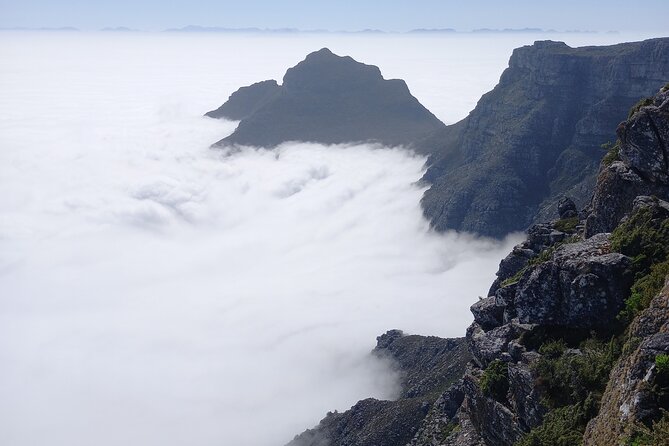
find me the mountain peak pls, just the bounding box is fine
[206,49,444,148]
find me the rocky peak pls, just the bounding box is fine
[206,48,445,148]
[282,47,383,91]
[585,85,669,236]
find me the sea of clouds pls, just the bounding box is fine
[0,31,655,446]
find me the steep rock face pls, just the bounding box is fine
[585,86,669,236]
[286,331,469,446]
[421,38,669,238]
[207,48,445,148]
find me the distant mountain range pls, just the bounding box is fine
[164,25,604,34]
[0,26,611,34]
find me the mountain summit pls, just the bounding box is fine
[206,48,445,147]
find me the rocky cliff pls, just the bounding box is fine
[287,331,470,446]
[286,85,669,446]
[421,38,669,238]
[206,48,445,148]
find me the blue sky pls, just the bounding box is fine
[1,0,668,32]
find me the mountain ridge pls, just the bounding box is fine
[205,48,446,148]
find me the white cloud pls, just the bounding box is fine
[0,31,645,446]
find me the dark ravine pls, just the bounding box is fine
[206,48,445,148]
[284,86,669,445]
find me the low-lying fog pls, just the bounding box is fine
[0,31,654,446]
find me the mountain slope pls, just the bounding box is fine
[206,48,445,148]
[421,38,669,238]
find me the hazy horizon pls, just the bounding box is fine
[1,0,668,33]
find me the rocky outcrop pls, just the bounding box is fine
[585,86,669,236]
[421,38,669,238]
[513,233,632,327]
[287,331,469,446]
[207,48,445,148]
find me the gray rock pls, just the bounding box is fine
[513,234,633,328]
[463,371,526,446]
[467,323,525,368]
[585,87,669,236]
[508,361,547,431]
[470,296,504,331]
[557,196,578,219]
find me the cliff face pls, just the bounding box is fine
[206,48,445,148]
[285,86,669,446]
[421,38,669,238]
[287,331,470,446]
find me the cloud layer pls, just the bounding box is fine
[0,31,647,445]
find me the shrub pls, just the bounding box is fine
[534,338,620,408]
[619,260,669,323]
[628,411,669,446]
[601,141,621,166]
[538,339,567,359]
[628,97,654,118]
[657,354,669,376]
[554,217,579,233]
[610,205,669,276]
[480,360,509,402]
[519,338,620,446]
[515,400,596,446]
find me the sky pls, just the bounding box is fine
[1,0,668,32]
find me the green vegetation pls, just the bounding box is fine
[480,360,509,402]
[601,141,621,166]
[610,203,669,321]
[515,338,621,445]
[439,421,460,442]
[554,217,579,233]
[516,401,596,446]
[662,82,669,93]
[628,411,669,446]
[628,97,654,118]
[535,338,620,408]
[610,205,669,274]
[619,260,669,323]
[657,354,669,376]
